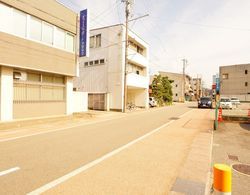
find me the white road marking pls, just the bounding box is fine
[27,119,177,195]
[0,167,20,177]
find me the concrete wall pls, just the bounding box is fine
[127,89,148,108]
[73,92,88,112]
[13,102,66,119]
[0,66,13,121]
[220,64,250,95]
[0,32,76,76]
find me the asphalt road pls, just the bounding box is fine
[0,103,195,194]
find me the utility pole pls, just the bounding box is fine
[122,0,130,113]
[182,59,187,102]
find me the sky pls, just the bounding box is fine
[58,0,250,88]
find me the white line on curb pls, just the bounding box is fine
[27,119,176,195]
[0,167,20,177]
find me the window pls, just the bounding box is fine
[54,76,64,84]
[100,59,105,64]
[54,28,65,49]
[65,33,74,52]
[136,70,140,75]
[245,70,248,75]
[175,84,178,87]
[245,82,248,87]
[90,36,95,48]
[94,60,99,65]
[30,17,42,41]
[89,61,93,65]
[42,22,53,45]
[96,34,101,47]
[43,75,53,83]
[175,93,178,97]
[13,9,26,37]
[90,34,101,48]
[27,73,40,82]
[84,62,88,66]
[222,73,229,79]
[0,3,12,33]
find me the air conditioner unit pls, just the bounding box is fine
[13,71,27,80]
[13,72,22,79]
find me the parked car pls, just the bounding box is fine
[149,97,157,107]
[220,97,233,109]
[230,97,240,106]
[198,97,212,108]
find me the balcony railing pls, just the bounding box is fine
[127,48,148,68]
[126,73,149,89]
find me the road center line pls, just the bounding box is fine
[0,167,20,177]
[27,119,177,195]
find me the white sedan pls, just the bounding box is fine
[220,97,233,109]
[230,97,240,106]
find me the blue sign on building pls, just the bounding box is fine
[79,9,88,57]
[216,77,220,93]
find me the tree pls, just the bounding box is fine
[151,75,173,106]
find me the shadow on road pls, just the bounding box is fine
[240,123,250,131]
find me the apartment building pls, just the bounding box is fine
[220,64,250,101]
[154,72,193,102]
[191,78,202,100]
[0,0,77,121]
[74,24,149,111]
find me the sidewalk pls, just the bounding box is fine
[211,122,250,194]
[33,109,214,195]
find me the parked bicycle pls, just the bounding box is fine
[126,102,136,111]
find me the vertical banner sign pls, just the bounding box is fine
[79,9,89,57]
[216,77,220,93]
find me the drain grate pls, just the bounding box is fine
[232,164,250,175]
[228,154,239,161]
[169,117,180,120]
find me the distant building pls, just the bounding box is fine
[220,64,250,101]
[150,72,193,102]
[74,24,149,111]
[0,0,77,121]
[191,78,202,100]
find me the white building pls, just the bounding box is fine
[74,24,149,111]
[0,0,80,121]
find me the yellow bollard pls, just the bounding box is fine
[213,164,232,194]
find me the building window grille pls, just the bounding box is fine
[94,60,99,65]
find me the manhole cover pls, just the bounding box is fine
[232,164,250,175]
